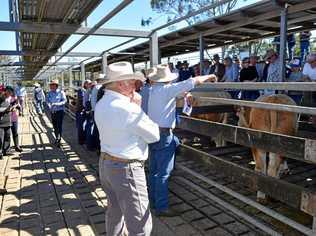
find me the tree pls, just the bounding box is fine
[142,0,247,27]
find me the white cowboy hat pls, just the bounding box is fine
[34,82,40,87]
[103,61,145,84]
[49,79,59,85]
[147,64,178,83]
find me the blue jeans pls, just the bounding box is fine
[35,99,44,114]
[148,130,178,213]
[51,110,64,140]
[300,41,310,62]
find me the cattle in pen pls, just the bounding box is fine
[177,90,232,147]
[237,94,298,202]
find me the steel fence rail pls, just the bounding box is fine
[195,82,316,91]
[199,97,316,115]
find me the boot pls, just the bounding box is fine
[13,136,22,152]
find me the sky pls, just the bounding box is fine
[0,0,258,61]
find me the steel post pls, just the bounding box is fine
[81,63,85,84]
[199,33,204,75]
[102,52,108,74]
[279,3,288,82]
[150,32,159,67]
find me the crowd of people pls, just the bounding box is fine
[168,49,316,104]
[67,50,316,235]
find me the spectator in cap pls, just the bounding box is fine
[286,58,303,104]
[5,86,22,152]
[239,57,259,100]
[95,61,160,236]
[210,54,225,81]
[33,83,45,115]
[88,74,106,153]
[76,79,91,145]
[264,49,281,94]
[178,60,195,81]
[202,59,211,75]
[15,81,26,116]
[222,56,240,98]
[46,80,66,146]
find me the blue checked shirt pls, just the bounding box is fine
[148,78,195,128]
[46,89,66,112]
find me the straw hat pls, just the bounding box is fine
[147,64,178,83]
[49,79,59,85]
[103,61,145,84]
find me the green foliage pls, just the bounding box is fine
[143,0,247,26]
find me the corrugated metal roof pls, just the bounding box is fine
[18,0,102,80]
[84,0,316,72]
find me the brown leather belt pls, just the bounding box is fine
[159,127,172,133]
[100,152,144,164]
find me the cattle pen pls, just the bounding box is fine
[1,0,316,236]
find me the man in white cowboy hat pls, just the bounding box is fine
[46,79,66,146]
[33,82,45,114]
[147,64,216,217]
[94,61,160,236]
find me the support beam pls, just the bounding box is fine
[150,32,159,66]
[199,34,204,75]
[69,69,73,88]
[102,52,108,74]
[0,21,151,38]
[81,63,86,83]
[279,3,288,81]
[0,50,101,57]
[0,62,79,67]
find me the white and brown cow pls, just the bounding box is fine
[237,94,298,202]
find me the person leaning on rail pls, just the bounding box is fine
[94,61,160,236]
[146,64,216,217]
[46,79,66,147]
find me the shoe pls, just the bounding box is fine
[15,147,23,152]
[155,209,181,217]
[0,188,7,194]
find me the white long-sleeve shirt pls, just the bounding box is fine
[91,84,102,111]
[94,89,160,161]
[147,78,195,128]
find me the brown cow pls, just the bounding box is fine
[237,94,298,202]
[177,91,231,147]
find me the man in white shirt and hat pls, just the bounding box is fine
[147,64,216,217]
[94,61,160,236]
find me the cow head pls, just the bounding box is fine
[236,106,250,128]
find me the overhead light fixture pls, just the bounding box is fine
[185,49,190,52]
[208,43,216,47]
[224,40,233,43]
[288,26,303,30]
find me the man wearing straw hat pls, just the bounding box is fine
[147,64,216,217]
[95,61,160,236]
[46,79,66,146]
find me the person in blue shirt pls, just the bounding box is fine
[46,80,66,146]
[147,64,216,217]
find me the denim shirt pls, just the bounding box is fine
[46,89,66,112]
